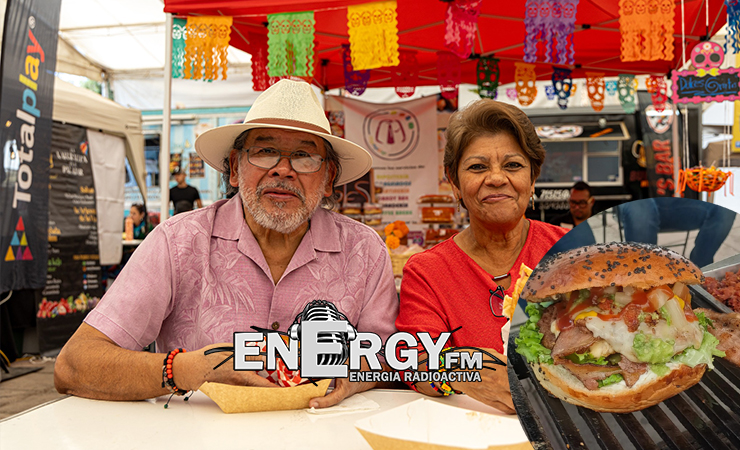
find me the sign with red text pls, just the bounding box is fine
[338,96,438,224]
[638,92,675,197]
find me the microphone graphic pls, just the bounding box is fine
[288,300,357,366]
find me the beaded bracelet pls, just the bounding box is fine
[161,348,189,397]
[432,349,462,395]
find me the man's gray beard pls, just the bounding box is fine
[240,173,326,234]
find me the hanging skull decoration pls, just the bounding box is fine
[545,85,556,100]
[605,80,618,96]
[393,50,418,98]
[341,44,370,96]
[646,75,668,113]
[618,74,637,114]
[437,51,461,100]
[586,73,605,112]
[476,56,500,99]
[515,62,538,106]
[552,67,573,110]
[691,41,724,76]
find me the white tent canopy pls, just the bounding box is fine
[52,78,147,198]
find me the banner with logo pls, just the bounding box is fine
[339,96,438,224]
[638,92,675,197]
[0,0,61,292]
[37,123,103,353]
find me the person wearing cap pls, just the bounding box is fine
[169,166,203,214]
[55,80,398,408]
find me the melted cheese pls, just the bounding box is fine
[574,311,597,321]
[674,295,685,310]
[583,311,703,363]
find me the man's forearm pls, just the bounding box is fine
[55,324,170,400]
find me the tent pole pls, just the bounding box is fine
[673,106,680,197]
[161,13,173,221]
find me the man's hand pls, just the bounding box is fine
[448,348,515,414]
[307,358,394,408]
[174,343,279,391]
[308,377,376,408]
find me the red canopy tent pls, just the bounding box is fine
[163,0,729,90]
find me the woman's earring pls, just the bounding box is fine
[531,194,535,210]
[457,199,461,213]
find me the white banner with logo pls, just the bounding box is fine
[338,96,438,224]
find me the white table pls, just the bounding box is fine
[0,389,514,449]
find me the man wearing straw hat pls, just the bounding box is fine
[55,80,398,408]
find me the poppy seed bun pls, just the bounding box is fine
[523,242,704,302]
[532,361,706,413]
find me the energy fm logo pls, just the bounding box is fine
[217,300,504,384]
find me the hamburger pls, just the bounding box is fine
[515,242,725,413]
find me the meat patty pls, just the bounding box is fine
[551,322,597,359]
[554,357,622,390]
[617,357,648,387]
[537,304,559,350]
[694,308,740,367]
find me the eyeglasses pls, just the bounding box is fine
[489,285,507,318]
[245,146,325,173]
[569,199,591,207]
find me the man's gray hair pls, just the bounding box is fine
[221,129,342,210]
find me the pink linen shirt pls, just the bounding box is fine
[85,195,399,352]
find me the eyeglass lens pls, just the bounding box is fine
[247,147,324,173]
[569,200,589,207]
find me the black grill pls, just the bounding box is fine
[507,286,740,450]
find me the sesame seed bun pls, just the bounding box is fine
[522,242,704,302]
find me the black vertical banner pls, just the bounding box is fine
[0,0,61,292]
[37,123,103,353]
[638,91,676,197]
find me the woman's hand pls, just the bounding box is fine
[448,348,515,414]
[173,343,278,391]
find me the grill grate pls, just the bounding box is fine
[508,287,740,450]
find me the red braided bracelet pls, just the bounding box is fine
[161,348,189,396]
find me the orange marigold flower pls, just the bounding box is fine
[384,223,395,236]
[385,235,400,250]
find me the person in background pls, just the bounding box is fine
[545,181,597,257]
[170,166,202,214]
[129,203,154,240]
[396,99,568,413]
[619,197,736,268]
[174,200,193,215]
[549,181,594,228]
[54,79,398,408]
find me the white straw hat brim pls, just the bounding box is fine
[195,79,374,186]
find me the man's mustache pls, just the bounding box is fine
[256,181,306,203]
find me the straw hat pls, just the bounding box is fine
[194,79,373,186]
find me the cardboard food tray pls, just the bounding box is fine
[199,379,331,414]
[355,399,532,450]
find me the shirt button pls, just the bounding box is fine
[271,321,280,330]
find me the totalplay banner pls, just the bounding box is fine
[0,0,61,292]
[339,96,438,224]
